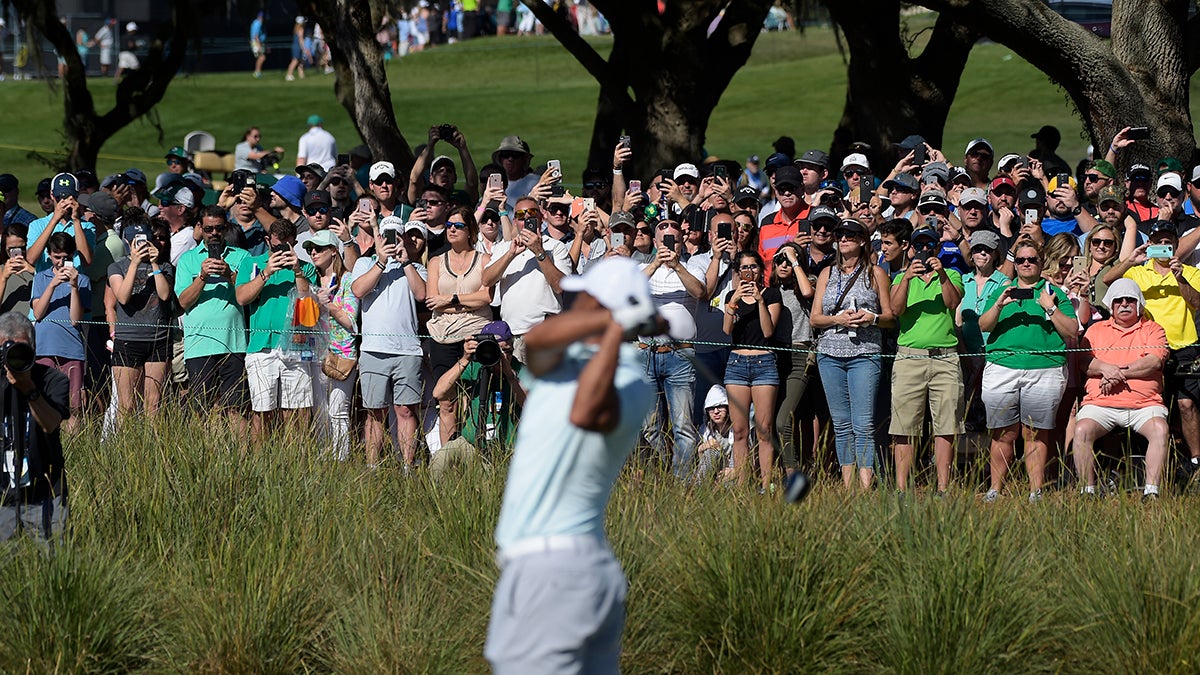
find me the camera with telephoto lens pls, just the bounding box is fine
[229,169,254,194]
[0,340,34,374]
[472,334,502,368]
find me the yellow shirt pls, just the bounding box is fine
[1124,263,1200,349]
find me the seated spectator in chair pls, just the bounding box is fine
[428,321,525,480]
[30,233,91,433]
[1073,279,1170,500]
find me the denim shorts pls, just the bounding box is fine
[724,351,779,387]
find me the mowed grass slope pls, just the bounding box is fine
[6,23,1192,196]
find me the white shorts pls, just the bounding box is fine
[980,362,1066,430]
[117,51,139,70]
[245,350,314,412]
[1076,404,1167,434]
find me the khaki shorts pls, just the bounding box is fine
[1076,404,1167,434]
[889,347,964,437]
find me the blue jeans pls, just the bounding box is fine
[817,353,880,469]
[641,348,698,479]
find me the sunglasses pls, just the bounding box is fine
[446,221,469,230]
[166,158,184,166]
[1090,238,1116,247]
[992,189,1016,197]
[424,198,447,206]
[813,223,836,232]
[497,152,524,161]
[1112,297,1138,305]
[773,256,793,266]
[1157,189,1181,198]
[370,176,394,185]
[658,222,679,231]
[970,246,994,255]
[305,206,330,216]
[328,177,346,186]
[843,169,865,177]
[545,204,569,214]
[1099,202,1123,210]
[583,181,608,189]
[736,222,755,230]
[636,227,652,235]
[1083,173,1107,183]
[776,185,797,195]
[1014,256,1040,265]
[967,151,993,159]
[738,264,759,270]
[917,205,946,215]
[676,177,699,185]
[515,208,539,218]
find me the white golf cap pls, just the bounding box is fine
[959,187,987,207]
[965,137,993,155]
[403,220,427,237]
[704,385,728,409]
[673,163,700,180]
[379,215,404,232]
[1157,173,1183,193]
[369,161,396,182]
[125,21,138,32]
[840,153,870,171]
[560,257,654,316]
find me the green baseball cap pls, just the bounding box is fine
[1089,159,1116,179]
[1158,157,1183,174]
[165,146,189,161]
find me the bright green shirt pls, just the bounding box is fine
[236,253,318,353]
[174,243,250,359]
[459,360,522,448]
[982,278,1076,369]
[892,269,963,349]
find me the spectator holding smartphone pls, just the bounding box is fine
[426,206,494,446]
[108,213,174,424]
[769,242,815,480]
[978,241,1077,502]
[304,230,359,460]
[31,233,91,432]
[0,223,35,315]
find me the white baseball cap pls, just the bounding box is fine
[379,215,404,232]
[125,21,138,32]
[964,137,993,156]
[369,161,396,182]
[1157,172,1183,193]
[560,257,655,318]
[840,153,870,171]
[403,220,427,237]
[673,163,699,180]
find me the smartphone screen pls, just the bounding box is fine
[384,229,399,247]
[358,198,372,214]
[913,144,926,166]
[337,153,350,166]
[619,135,631,149]
[859,174,872,204]
[1128,127,1150,140]
[1010,287,1034,300]
[662,234,676,250]
[718,222,732,240]
[629,180,642,193]
[714,165,727,179]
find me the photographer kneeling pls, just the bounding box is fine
[0,312,70,543]
[428,320,526,480]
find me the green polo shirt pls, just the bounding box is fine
[174,243,250,359]
[982,279,1076,369]
[892,269,963,349]
[236,253,318,354]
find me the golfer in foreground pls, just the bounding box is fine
[485,257,661,674]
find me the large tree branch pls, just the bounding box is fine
[519,0,628,98]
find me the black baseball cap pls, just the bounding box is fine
[734,185,759,205]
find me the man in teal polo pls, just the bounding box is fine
[174,215,251,418]
[236,219,317,440]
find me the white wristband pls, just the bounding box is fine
[612,168,623,175]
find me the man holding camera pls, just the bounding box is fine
[1105,220,1200,479]
[236,219,318,441]
[889,227,964,494]
[0,312,70,543]
[429,320,526,480]
[484,256,659,674]
[408,124,479,206]
[175,215,251,420]
[351,216,427,469]
[481,196,572,365]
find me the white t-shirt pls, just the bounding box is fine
[505,173,540,205]
[688,251,733,352]
[297,126,338,171]
[485,236,572,335]
[169,226,198,266]
[350,257,427,356]
[639,258,708,341]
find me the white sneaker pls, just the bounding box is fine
[983,489,999,503]
[285,74,295,81]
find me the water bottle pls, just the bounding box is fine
[845,296,858,339]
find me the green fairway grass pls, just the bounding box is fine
[5,411,1196,672]
[4,24,1188,198]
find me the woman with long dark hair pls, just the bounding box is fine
[769,241,815,479]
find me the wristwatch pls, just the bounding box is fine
[536,252,547,262]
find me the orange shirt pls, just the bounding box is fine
[1080,317,1169,409]
[759,204,811,276]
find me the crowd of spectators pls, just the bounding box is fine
[1,121,1196,501]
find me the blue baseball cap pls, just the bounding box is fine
[51,172,78,199]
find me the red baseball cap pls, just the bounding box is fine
[989,176,1016,191]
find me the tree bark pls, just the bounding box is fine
[826,2,977,171]
[12,0,199,171]
[534,0,774,177]
[923,0,1197,168]
[303,0,414,176]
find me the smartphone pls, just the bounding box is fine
[611,232,626,250]
[415,198,429,210]
[797,220,811,235]
[860,174,872,204]
[1071,255,1087,275]
[549,184,566,198]
[1128,127,1151,140]
[523,217,539,233]
[718,221,732,240]
[384,229,399,247]
[1056,173,1072,189]
[133,233,148,247]
[330,275,338,289]
[6,247,23,260]
[62,260,75,270]
[337,153,350,166]
[487,173,503,190]
[714,165,727,180]
[438,124,456,140]
[925,215,938,230]
[629,179,642,193]
[662,234,676,250]
[357,198,372,214]
[619,135,631,149]
[1148,244,1174,259]
[583,197,595,212]
[547,159,561,179]
[1009,287,1034,300]
[271,243,291,255]
[1024,208,1039,226]
[912,144,926,166]
[739,269,755,282]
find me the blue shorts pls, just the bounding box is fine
[724,351,779,387]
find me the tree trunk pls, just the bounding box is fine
[12,0,199,172]
[826,2,977,171]
[304,0,414,176]
[925,0,1198,169]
